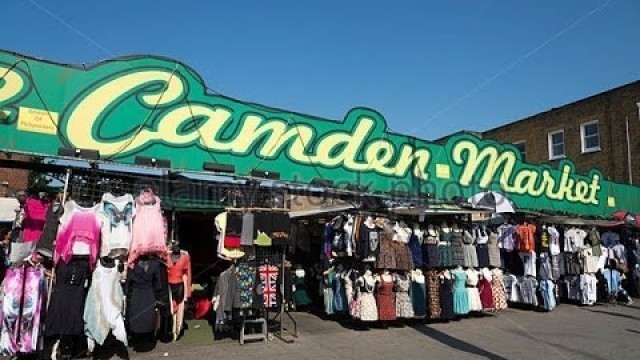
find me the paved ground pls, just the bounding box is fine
[125,303,640,360]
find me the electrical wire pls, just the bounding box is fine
[0,59,73,148]
[103,62,180,161]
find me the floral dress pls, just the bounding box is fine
[357,276,378,321]
[491,268,508,310]
[394,274,414,318]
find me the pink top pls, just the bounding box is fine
[128,189,167,267]
[23,197,51,242]
[55,201,100,268]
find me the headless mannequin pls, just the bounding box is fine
[167,242,191,340]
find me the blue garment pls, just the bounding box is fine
[409,233,423,268]
[332,271,347,313]
[539,280,556,311]
[452,270,469,315]
[602,268,621,295]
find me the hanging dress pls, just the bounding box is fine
[452,269,469,315]
[451,230,465,267]
[439,272,455,320]
[438,231,454,267]
[478,269,495,311]
[491,268,508,311]
[376,277,397,321]
[487,232,502,268]
[46,257,92,337]
[465,268,483,312]
[394,274,414,318]
[410,272,427,318]
[426,270,441,320]
[462,231,479,268]
[377,233,397,270]
[293,274,312,307]
[125,258,167,334]
[475,229,490,268]
[408,230,424,268]
[357,276,378,322]
[423,230,440,268]
[48,201,100,338]
[128,189,167,267]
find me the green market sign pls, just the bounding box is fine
[0,49,638,216]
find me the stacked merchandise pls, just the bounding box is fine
[320,214,508,325]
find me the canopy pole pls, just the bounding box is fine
[48,168,72,307]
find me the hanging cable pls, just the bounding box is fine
[0,59,73,148]
[103,62,180,161]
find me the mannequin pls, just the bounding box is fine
[167,240,191,340]
[412,269,425,283]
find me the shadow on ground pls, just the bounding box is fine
[411,325,509,360]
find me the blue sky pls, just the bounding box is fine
[2,0,638,140]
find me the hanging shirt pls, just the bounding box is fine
[601,231,620,248]
[22,197,51,243]
[547,226,561,255]
[98,193,135,258]
[55,201,100,268]
[128,189,167,267]
[498,224,516,251]
[259,263,279,309]
[516,223,536,253]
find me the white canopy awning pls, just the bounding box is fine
[0,197,19,223]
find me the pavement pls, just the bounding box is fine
[123,303,640,360]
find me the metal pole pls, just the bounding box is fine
[626,116,633,185]
[47,168,72,306]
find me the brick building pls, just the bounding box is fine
[0,153,29,197]
[439,80,640,185]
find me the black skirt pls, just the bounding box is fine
[46,257,91,336]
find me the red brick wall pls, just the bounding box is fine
[482,81,640,185]
[0,153,29,197]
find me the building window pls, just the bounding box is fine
[513,141,526,161]
[581,120,600,153]
[548,130,565,160]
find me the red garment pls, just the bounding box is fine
[23,197,50,243]
[516,223,536,252]
[194,298,212,319]
[478,277,495,311]
[167,251,192,298]
[224,235,241,249]
[376,278,397,321]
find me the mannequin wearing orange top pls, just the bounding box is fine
[167,240,192,339]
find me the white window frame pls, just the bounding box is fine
[513,140,526,160]
[580,120,601,153]
[548,129,565,160]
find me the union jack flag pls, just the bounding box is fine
[259,264,279,309]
